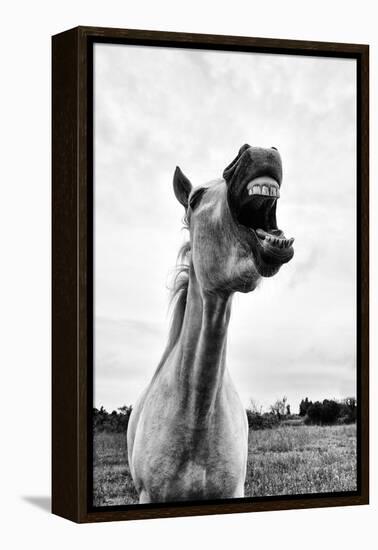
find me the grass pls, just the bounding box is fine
[93,432,138,506]
[93,423,357,506]
[245,423,357,497]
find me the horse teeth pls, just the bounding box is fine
[247,182,280,198]
[263,233,294,249]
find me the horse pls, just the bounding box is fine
[127,144,294,503]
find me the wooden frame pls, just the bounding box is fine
[52,26,369,523]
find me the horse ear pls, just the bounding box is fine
[173,166,192,208]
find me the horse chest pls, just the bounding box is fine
[130,391,248,502]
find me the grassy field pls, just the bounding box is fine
[93,423,357,506]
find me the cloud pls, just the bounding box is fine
[94,317,166,409]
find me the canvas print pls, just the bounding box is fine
[92,44,357,506]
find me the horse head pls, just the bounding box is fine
[173,144,294,295]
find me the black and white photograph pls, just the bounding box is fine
[2,0,377,544]
[92,42,358,507]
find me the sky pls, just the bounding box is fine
[94,43,356,414]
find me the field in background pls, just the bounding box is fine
[93,423,357,506]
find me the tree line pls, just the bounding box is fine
[93,396,357,433]
[93,405,133,433]
[246,396,356,430]
[299,396,356,425]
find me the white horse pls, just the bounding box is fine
[127,144,294,503]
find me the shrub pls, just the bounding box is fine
[304,401,322,424]
[321,399,341,424]
[299,397,312,417]
[339,397,357,423]
[93,405,133,433]
[305,399,341,425]
[246,410,280,430]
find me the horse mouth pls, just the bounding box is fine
[236,175,294,276]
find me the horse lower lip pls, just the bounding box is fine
[250,232,294,277]
[260,238,294,261]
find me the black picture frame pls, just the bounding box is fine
[52,26,369,523]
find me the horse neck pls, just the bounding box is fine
[174,264,233,421]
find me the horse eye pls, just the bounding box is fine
[189,188,206,210]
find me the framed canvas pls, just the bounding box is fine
[52,26,369,523]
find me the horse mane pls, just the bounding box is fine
[167,239,191,346]
[152,230,191,378]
